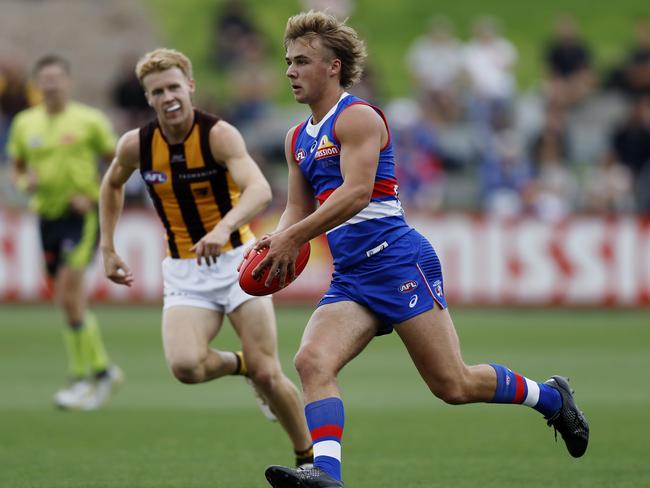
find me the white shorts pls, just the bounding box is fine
[162,243,260,314]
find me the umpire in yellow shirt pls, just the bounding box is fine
[7,55,123,410]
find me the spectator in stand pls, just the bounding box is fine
[211,0,259,70]
[227,35,278,128]
[111,53,151,131]
[387,98,446,211]
[462,16,518,136]
[527,103,578,221]
[479,107,531,217]
[605,94,650,212]
[624,19,650,96]
[0,59,37,160]
[582,94,650,213]
[605,18,650,96]
[109,54,151,205]
[349,63,381,105]
[543,15,595,109]
[406,16,463,124]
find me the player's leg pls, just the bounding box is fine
[55,262,122,410]
[60,210,123,409]
[162,305,240,383]
[52,263,95,408]
[266,301,379,487]
[56,265,111,373]
[63,210,114,376]
[228,297,313,464]
[39,215,106,408]
[396,304,588,457]
[160,251,249,383]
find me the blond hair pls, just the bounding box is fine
[135,48,193,84]
[284,11,367,88]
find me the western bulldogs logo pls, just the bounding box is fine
[143,170,167,184]
[432,280,444,300]
[296,149,306,162]
[399,280,418,293]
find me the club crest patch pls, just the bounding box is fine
[432,280,444,301]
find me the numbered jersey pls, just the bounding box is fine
[290,93,411,269]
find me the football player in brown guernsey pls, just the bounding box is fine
[98,48,313,468]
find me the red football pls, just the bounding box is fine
[239,242,311,296]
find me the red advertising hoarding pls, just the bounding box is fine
[1,209,648,306]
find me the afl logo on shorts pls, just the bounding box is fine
[296,149,306,162]
[143,170,167,184]
[399,280,418,293]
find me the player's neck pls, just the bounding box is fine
[310,87,345,124]
[158,113,194,145]
[44,99,67,115]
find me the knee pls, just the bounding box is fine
[169,358,203,384]
[294,345,330,382]
[58,292,77,315]
[247,365,276,393]
[430,374,472,405]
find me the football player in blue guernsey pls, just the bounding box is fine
[255,11,589,488]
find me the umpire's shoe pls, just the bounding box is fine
[265,465,343,488]
[545,375,589,457]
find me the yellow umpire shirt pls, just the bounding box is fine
[7,101,117,219]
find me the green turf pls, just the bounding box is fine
[0,304,648,487]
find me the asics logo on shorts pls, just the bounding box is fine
[409,295,418,308]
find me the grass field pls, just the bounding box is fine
[1,304,648,487]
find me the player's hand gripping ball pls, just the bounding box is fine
[239,242,311,296]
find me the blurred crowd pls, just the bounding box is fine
[1,1,650,218]
[396,13,650,219]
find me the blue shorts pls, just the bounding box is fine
[319,229,447,335]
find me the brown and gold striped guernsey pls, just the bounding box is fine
[139,110,254,258]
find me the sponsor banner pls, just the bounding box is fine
[410,214,650,306]
[1,208,649,305]
[0,208,331,303]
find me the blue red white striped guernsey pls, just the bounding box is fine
[291,92,412,270]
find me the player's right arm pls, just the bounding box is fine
[6,115,38,193]
[275,125,316,232]
[98,129,140,287]
[241,126,314,271]
[10,157,38,193]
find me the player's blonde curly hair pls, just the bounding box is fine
[284,11,367,89]
[135,48,193,84]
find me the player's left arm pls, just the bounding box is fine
[190,120,272,264]
[254,104,385,286]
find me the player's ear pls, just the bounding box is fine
[144,91,152,107]
[188,78,196,95]
[330,58,341,77]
